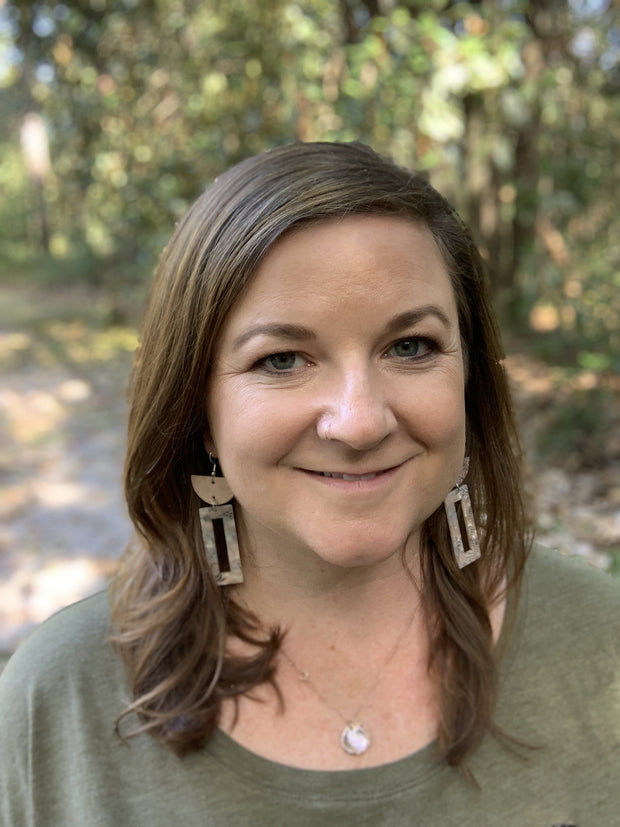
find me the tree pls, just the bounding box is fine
[1,0,618,366]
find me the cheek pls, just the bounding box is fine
[408,370,466,444]
[207,382,304,467]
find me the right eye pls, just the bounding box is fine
[256,352,306,372]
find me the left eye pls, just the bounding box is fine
[389,338,432,359]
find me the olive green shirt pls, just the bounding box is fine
[1,546,618,826]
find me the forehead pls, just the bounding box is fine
[223,215,458,325]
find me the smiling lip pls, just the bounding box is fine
[301,463,405,485]
[320,470,386,481]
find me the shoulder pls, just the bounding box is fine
[528,542,619,588]
[1,590,111,668]
[492,546,620,811]
[524,544,619,637]
[0,591,128,823]
[20,588,111,649]
[504,544,619,705]
[0,590,120,715]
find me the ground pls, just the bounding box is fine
[1,284,619,660]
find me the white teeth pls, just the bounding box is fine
[321,472,378,481]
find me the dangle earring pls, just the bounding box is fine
[443,457,481,569]
[191,455,243,585]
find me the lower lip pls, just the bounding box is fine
[301,464,402,491]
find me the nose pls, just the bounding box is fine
[316,368,397,450]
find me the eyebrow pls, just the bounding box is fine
[384,305,453,335]
[231,306,453,350]
[231,323,317,350]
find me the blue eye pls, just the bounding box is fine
[262,352,302,371]
[390,338,432,359]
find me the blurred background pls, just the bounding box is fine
[1,0,619,661]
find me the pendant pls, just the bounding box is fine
[341,722,370,755]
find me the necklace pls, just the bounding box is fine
[281,608,417,756]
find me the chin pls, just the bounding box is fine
[308,531,412,570]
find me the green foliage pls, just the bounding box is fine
[536,386,616,467]
[1,0,618,373]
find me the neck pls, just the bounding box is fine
[229,557,426,683]
[234,532,423,635]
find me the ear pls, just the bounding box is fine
[202,429,216,456]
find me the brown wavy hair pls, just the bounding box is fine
[110,141,532,768]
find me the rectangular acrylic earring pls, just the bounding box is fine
[443,458,481,569]
[191,471,243,585]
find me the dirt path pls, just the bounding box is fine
[1,286,619,654]
[0,286,135,652]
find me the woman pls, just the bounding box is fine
[1,142,618,825]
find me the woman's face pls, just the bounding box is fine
[206,215,466,573]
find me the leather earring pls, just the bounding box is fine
[443,458,481,569]
[191,454,243,585]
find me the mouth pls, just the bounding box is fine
[318,470,385,481]
[301,462,406,484]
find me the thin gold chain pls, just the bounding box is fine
[281,606,418,726]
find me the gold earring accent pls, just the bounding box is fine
[191,455,243,585]
[443,457,481,569]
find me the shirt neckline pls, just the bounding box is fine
[206,727,447,800]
